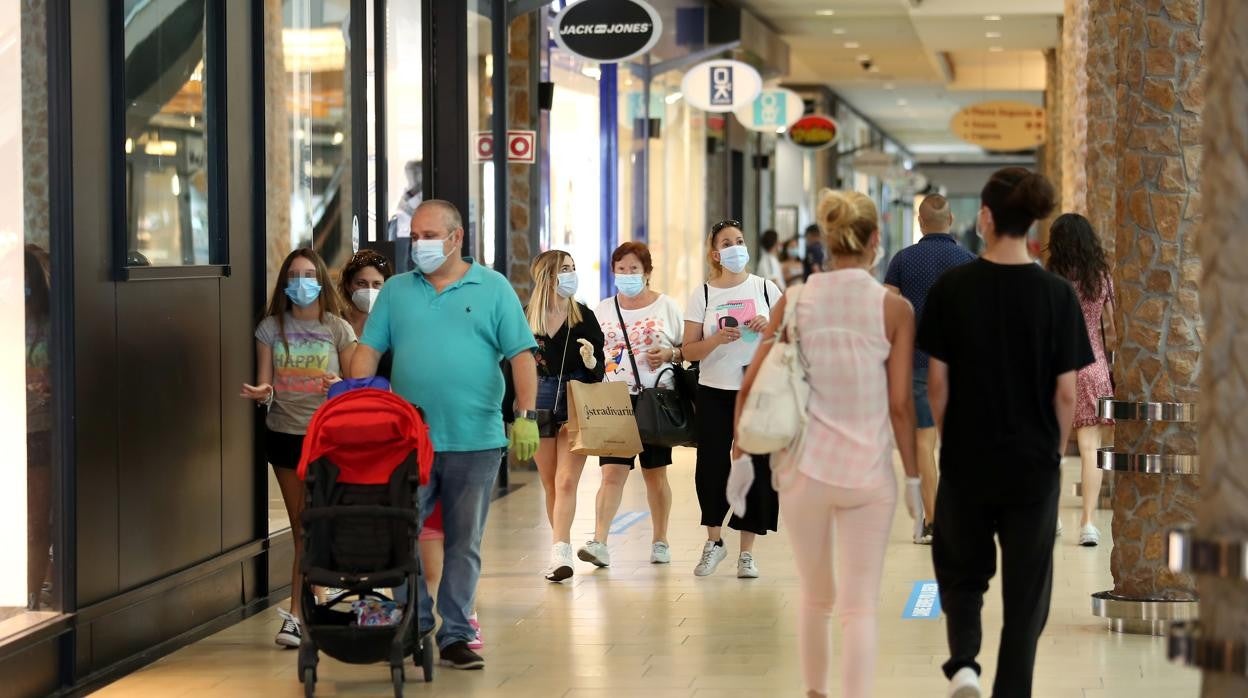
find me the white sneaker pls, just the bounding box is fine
[1079,523,1101,547]
[737,552,759,579]
[577,540,611,568]
[947,667,982,698]
[544,542,574,582]
[694,540,728,577]
[650,541,671,564]
[275,608,302,648]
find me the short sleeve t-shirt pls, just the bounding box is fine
[917,259,1094,478]
[884,233,976,370]
[596,294,684,393]
[359,261,538,452]
[256,313,357,434]
[687,275,782,391]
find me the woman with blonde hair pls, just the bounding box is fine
[682,220,782,579]
[517,250,604,582]
[737,191,920,698]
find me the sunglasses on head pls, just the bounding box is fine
[710,219,742,235]
[349,251,391,270]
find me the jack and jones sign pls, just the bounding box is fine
[554,0,663,63]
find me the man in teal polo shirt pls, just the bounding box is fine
[351,199,538,670]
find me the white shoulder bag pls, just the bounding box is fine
[736,286,809,456]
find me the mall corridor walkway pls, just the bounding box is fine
[93,453,1197,698]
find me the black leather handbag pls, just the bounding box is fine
[615,300,697,448]
[536,327,572,439]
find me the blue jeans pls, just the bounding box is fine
[416,448,504,649]
[913,365,935,429]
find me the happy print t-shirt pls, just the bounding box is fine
[686,275,781,391]
[255,313,357,434]
[596,294,684,393]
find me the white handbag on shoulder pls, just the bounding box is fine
[736,286,809,456]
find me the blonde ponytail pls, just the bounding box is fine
[817,189,878,256]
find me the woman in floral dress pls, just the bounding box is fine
[1047,213,1115,546]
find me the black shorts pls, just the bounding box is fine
[265,429,306,470]
[600,443,673,471]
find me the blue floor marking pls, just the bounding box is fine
[609,510,649,535]
[902,580,942,619]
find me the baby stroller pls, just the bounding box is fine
[295,379,436,697]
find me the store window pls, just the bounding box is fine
[383,1,422,242]
[3,0,62,635]
[122,0,213,267]
[265,0,354,291]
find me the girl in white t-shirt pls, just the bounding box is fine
[682,220,782,580]
[578,242,684,569]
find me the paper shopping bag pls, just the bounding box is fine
[566,380,643,458]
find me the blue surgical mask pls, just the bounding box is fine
[412,237,451,274]
[718,245,750,274]
[616,274,645,298]
[285,277,322,307]
[556,271,579,299]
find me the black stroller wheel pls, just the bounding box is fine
[419,634,435,682]
[303,668,316,697]
[391,666,404,697]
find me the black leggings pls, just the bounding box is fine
[694,385,778,535]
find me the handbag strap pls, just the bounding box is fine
[779,285,805,345]
[614,298,644,394]
[551,312,573,411]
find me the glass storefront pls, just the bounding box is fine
[5,0,61,636]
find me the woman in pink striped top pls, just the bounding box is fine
[737,190,921,698]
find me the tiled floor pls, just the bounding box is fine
[95,452,1199,697]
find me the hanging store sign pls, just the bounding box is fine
[680,59,763,113]
[474,131,537,164]
[950,100,1046,151]
[734,88,805,133]
[787,114,839,150]
[553,0,663,64]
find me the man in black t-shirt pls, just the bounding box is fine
[917,168,1093,698]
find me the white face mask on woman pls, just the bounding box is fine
[352,288,381,313]
[718,245,750,274]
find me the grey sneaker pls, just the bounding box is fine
[650,541,671,564]
[577,540,611,568]
[694,540,727,577]
[737,552,759,579]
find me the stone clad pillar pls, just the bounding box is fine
[1062,0,1089,215]
[1106,0,1204,606]
[1085,0,1121,258]
[1194,1,1248,694]
[506,12,540,303]
[1037,47,1062,249]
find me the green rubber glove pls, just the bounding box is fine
[510,418,539,462]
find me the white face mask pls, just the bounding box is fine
[413,236,452,274]
[556,271,579,299]
[718,245,750,274]
[352,288,381,313]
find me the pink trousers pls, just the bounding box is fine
[779,470,896,698]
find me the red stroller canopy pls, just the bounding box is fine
[298,389,434,486]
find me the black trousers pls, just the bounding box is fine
[694,385,778,535]
[932,465,1060,698]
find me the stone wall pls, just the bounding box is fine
[1038,47,1063,250]
[1109,0,1205,601]
[506,12,540,303]
[1086,0,1122,257]
[1196,1,1248,693]
[21,0,48,252]
[1062,0,1089,215]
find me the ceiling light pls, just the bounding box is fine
[844,41,860,49]
[665,92,683,104]
[331,131,344,145]
[989,46,1005,52]
[581,65,601,80]
[985,32,1002,39]
[884,82,896,90]
[984,15,1002,21]
[897,99,909,106]
[869,66,881,73]
[856,54,871,61]
[816,9,835,16]
[832,28,847,35]
[776,126,787,134]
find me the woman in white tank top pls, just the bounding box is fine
[736,190,921,698]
